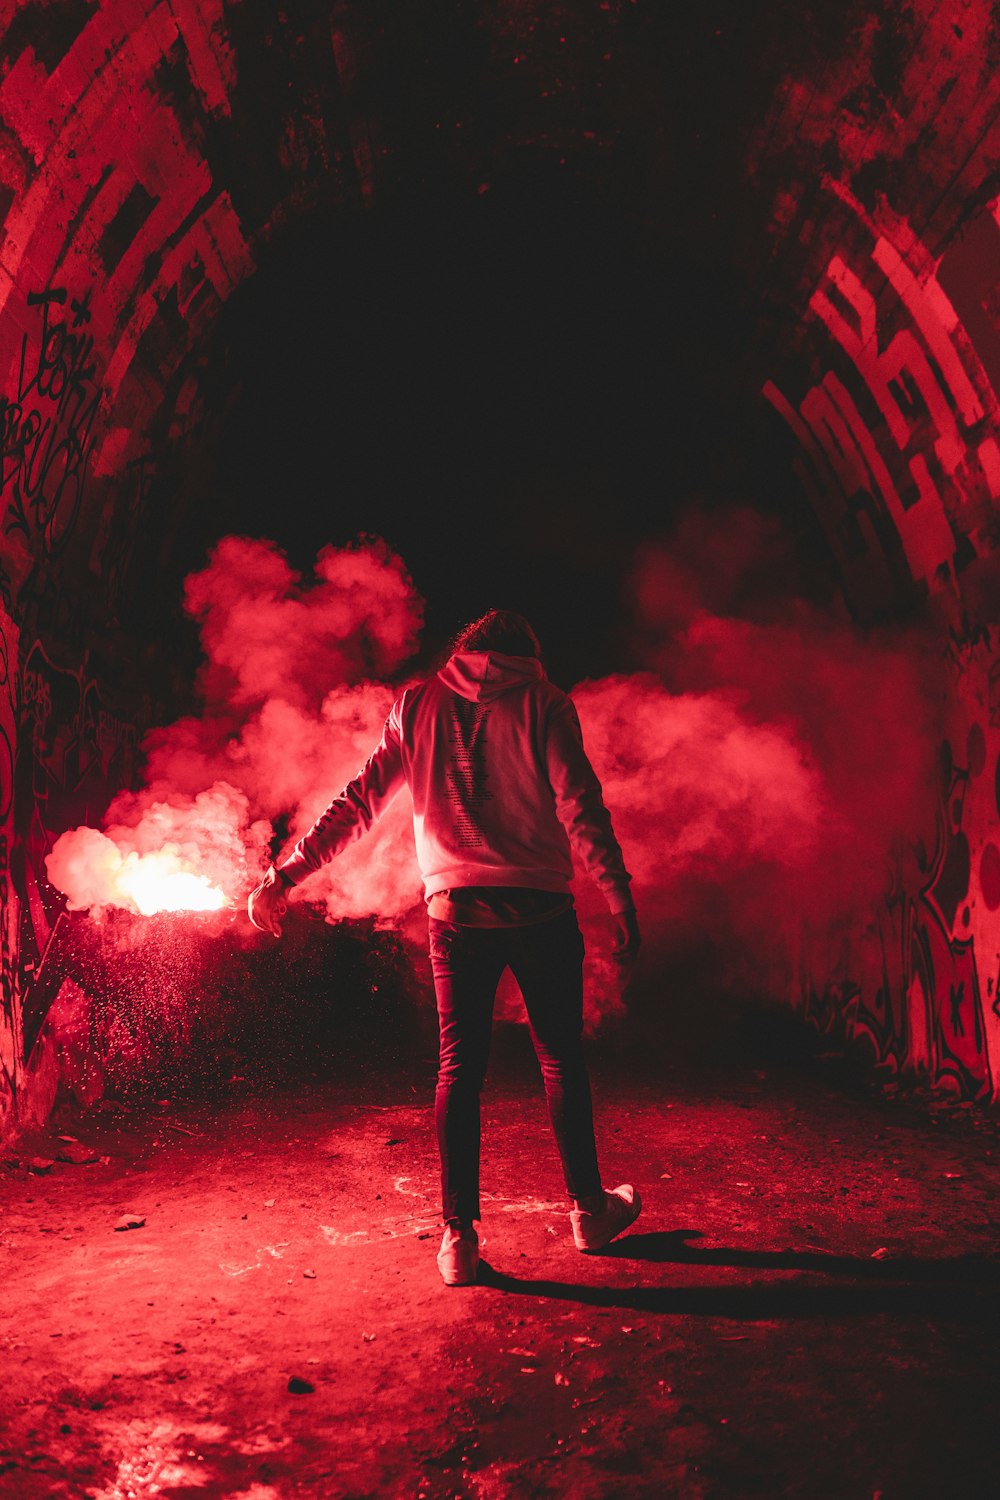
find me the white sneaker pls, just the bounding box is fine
[436,1225,479,1286]
[570,1185,641,1252]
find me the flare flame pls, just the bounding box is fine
[117,850,228,915]
[46,826,229,916]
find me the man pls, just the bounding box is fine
[249,609,641,1286]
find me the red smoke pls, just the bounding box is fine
[47,536,424,921]
[603,507,942,988]
[183,534,422,712]
[52,784,270,915]
[47,513,941,1023]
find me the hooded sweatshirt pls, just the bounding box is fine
[279,651,634,914]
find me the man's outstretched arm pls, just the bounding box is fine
[544,696,640,964]
[248,709,405,935]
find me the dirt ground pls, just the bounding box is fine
[2,1003,1000,1500]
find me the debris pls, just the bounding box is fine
[287,1376,314,1395]
[871,1247,891,1260]
[114,1213,145,1232]
[303,1269,317,1279]
[660,1172,673,1179]
[264,1198,276,1208]
[942,1172,963,1180]
[164,1122,198,1137]
[56,1142,99,1165]
[385,1138,403,1146]
[555,1372,570,1385]
[362,1332,376,1342]
[28,1158,54,1173]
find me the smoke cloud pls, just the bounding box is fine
[590,506,942,992]
[47,536,425,922]
[183,534,422,713]
[47,510,942,1025]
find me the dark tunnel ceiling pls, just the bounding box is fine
[171,0,843,678]
[201,182,795,676]
[7,0,979,685]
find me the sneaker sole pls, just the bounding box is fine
[436,1251,480,1286]
[574,1193,642,1252]
[438,1265,479,1286]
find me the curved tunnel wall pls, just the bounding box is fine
[0,0,377,1128]
[1,0,1000,1129]
[748,5,1000,1100]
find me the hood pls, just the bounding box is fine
[437,651,544,702]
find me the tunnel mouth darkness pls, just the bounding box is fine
[197,182,807,683]
[4,1,1000,1497]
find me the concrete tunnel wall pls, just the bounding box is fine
[1,0,1000,1135]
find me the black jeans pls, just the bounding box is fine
[428,907,603,1225]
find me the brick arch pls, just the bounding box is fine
[4,0,1000,1132]
[0,0,385,635]
[6,2,1000,636]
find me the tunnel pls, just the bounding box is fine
[2,1,1000,1495]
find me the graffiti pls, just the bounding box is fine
[900,743,988,1098]
[15,556,85,647]
[767,187,1000,1102]
[801,739,992,1100]
[4,436,179,656]
[0,286,102,562]
[0,613,150,1128]
[15,642,138,1011]
[0,608,19,1107]
[764,194,1000,603]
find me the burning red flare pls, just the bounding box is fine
[116,851,228,916]
[46,828,228,916]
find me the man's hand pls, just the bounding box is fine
[248,866,290,937]
[611,908,641,965]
